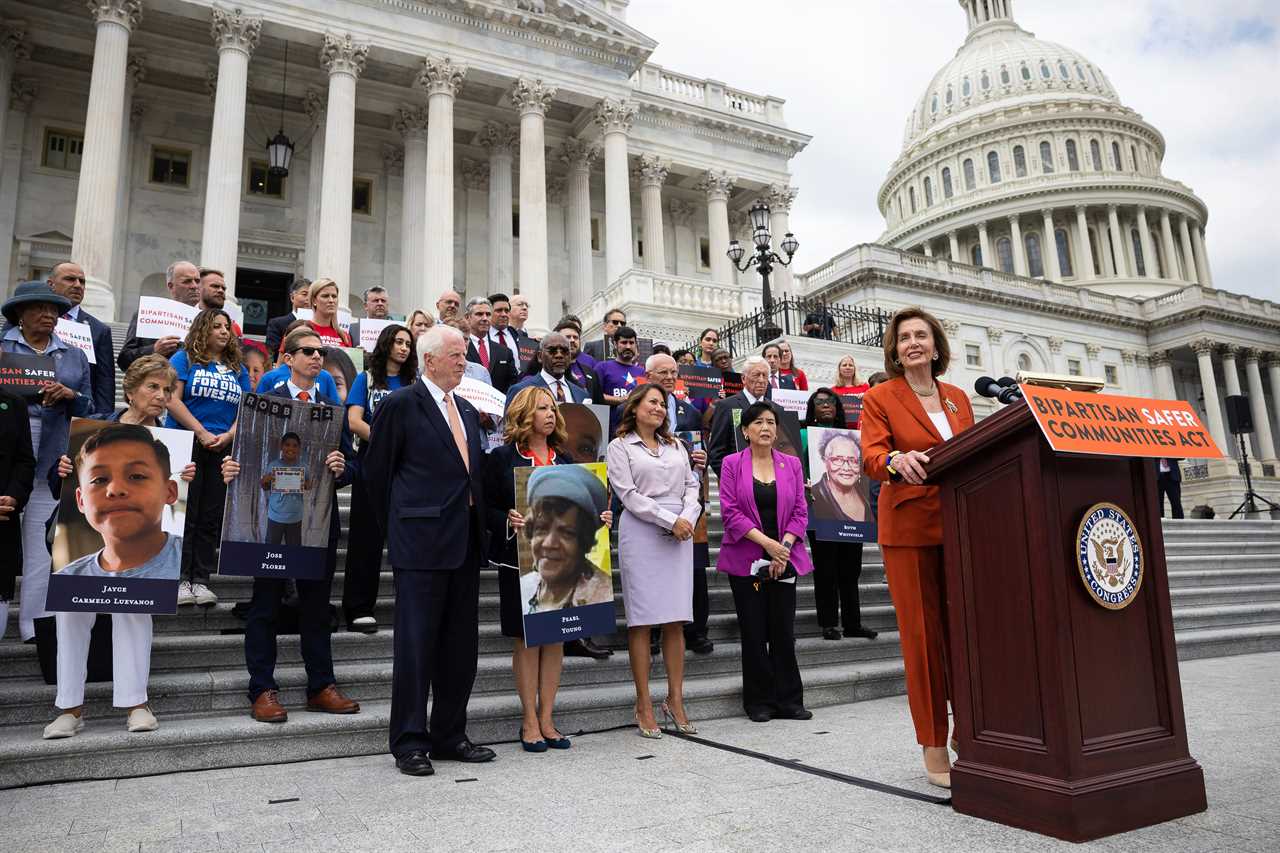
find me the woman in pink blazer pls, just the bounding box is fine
[717,402,814,723]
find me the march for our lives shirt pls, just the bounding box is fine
[346,372,403,426]
[166,350,251,433]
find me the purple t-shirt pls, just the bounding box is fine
[594,359,647,431]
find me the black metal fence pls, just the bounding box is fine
[708,297,892,357]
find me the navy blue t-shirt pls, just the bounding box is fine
[347,372,404,425]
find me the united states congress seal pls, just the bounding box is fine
[1076,502,1144,610]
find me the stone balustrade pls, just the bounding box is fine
[632,62,787,126]
[574,268,759,343]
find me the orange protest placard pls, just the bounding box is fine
[1020,384,1222,459]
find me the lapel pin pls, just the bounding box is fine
[945,399,958,414]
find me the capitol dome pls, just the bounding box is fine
[876,0,1213,301]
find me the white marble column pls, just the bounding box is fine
[381,144,404,301]
[479,122,517,296]
[201,9,261,299]
[921,241,933,257]
[0,22,27,187]
[1047,337,1066,374]
[595,98,637,287]
[546,177,568,315]
[1150,351,1176,400]
[633,154,668,274]
[302,89,325,282]
[559,139,597,311]
[1096,214,1116,277]
[1193,339,1228,451]
[1107,204,1128,277]
[71,0,142,321]
[0,77,35,290]
[511,77,555,334]
[1221,344,1243,397]
[395,105,428,304]
[1074,206,1095,280]
[697,169,735,284]
[1041,208,1061,281]
[977,221,992,269]
[1267,354,1280,447]
[947,230,961,263]
[109,59,144,312]
[669,200,697,277]
[1159,209,1181,280]
[1008,215,1028,276]
[460,158,489,300]
[1191,223,1213,286]
[316,33,368,306]
[766,184,798,293]
[418,55,465,297]
[1135,206,1156,278]
[1243,349,1277,462]
[1177,215,1198,285]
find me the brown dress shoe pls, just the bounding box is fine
[306,684,360,714]
[251,690,288,723]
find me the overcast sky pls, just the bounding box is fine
[626,0,1280,302]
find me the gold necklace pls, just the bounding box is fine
[907,379,936,397]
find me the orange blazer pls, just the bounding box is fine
[861,376,976,547]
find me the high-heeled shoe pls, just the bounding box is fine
[519,726,547,753]
[635,710,662,739]
[660,700,698,734]
[923,746,951,789]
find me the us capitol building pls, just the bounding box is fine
[0,0,1276,513]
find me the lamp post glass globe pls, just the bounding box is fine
[780,232,799,258]
[267,130,294,177]
[749,200,771,232]
[727,240,745,263]
[752,227,772,250]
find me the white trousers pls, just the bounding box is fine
[54,611,153,710]
[18,482,58,641]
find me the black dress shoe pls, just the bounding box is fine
[430,740,496,763]
[844,625,879,640]
[747,709,772,723]
[564,638,611,660]
[395,750,435,776]
[822,627,842,641]
[686,635,714,655]
[777,707,814,721]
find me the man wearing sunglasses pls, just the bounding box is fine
[504,333,590,406]
[45,261,115,417]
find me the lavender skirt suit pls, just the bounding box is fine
[606,434,702,626]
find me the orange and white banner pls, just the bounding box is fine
[1021,384,1222,459]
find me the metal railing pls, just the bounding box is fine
[709,297,892,357]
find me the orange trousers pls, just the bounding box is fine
[881,544,951,747]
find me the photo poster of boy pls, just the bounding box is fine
[805,425,877,544]
[218,392,343,580]
[514,462,615,647]
[46,419,194,614]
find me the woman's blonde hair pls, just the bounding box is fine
[882,306,950,378]
[122,354,178,405]
[308,278,339,308]
[504,385,567,450]
[407,309,434,334]
[184,309,243,373]
[836,355,858,385]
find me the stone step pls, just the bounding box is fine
[1170,583,1280,607]
[1171,602,1280,631]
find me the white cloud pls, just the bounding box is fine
[626,0,1280,302]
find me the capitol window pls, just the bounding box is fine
[1059,61,1070,80]
[965,344,982,367]
[1090,139,1103,171]
[1040,61,1051,80]
[1013,145,1027,177]
[1017,353,1033,372]
[247,159,285,199]
[946,86,954,106]
[996,237,1014,273]
[963,159,976,190]
[1055,228,1074,277]
[1112,141,1123,169]
[971,245,983,266]
[981,71,991,90]
[352,178,373,216]
[149,147,190,187]
[1040,141,1055,173]
[1066,139,1080,172]
[987,151,1001,183]
[931,94,938,114]
[1000,66,1011,85]
[1105,365,1119,385]
[1068,358,1082,376]
[42,128,84,173]
[924,176,934,206]
[1131,144,1140,173]
[1025,232,1044,278]
[909,186,917,214]
[1075,62,1086,82]
[1020,64,1032,82]
[962,77,972,97]
[1131,228,1147,276]
[942,167,954,198]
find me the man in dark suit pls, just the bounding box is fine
[1157,458,1183,519]
[487,292,526,359]
[46,262,114,416]
[118,260,202,371]
[363,324,495,777]
[265,278,312,358]
[708,356,783,478]
[582,307,625,363]
[762,343,797,390]
[347,284,391,352]
[463,297,517,393]
[556,319,600,399]
[222,325,361,723]
[505,333,589,406]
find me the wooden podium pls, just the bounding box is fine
[927,401,1206,841]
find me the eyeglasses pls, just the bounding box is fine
[826,456,859,469]
[542,345,569,354]
[289,346,328,357]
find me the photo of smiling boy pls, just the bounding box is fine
[262,432,307,547]
[58,423,182,580]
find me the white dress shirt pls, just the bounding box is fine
[540,370,572,402]
[491,326,520,356]
[286,378,318,401]
[421,376,471,440]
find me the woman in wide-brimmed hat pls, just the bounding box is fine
[0,281,92,642]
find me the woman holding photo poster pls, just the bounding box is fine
[1,282,92,642]
[343,324,416,633]
[607,384,702,738]
[860,306,974,789]
[802,390,876,643]
[165,309,250,607]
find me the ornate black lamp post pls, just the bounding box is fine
[727,200,798,344]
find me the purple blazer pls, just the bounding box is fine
[716,447,813,577]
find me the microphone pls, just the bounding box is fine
[975,376,1003,399]
[996,376,1024,402]
[974,376,1023,405]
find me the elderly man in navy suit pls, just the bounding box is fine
[363,324,495,777]
[46,262,115,416]
[505,332,589,407]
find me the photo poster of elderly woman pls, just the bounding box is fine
[217,393,343,580]
[47,419,194,614]
[514,462,615,647]
[806,426,877,543]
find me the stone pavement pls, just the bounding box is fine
[1,652,1276,853]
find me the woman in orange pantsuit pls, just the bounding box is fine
[860,307,974,789]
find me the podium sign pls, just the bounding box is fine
[1021,385,1221,458]
[927,402,1206,841]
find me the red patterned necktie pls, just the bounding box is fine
[298,390,310,402]
[477,337,490,369]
